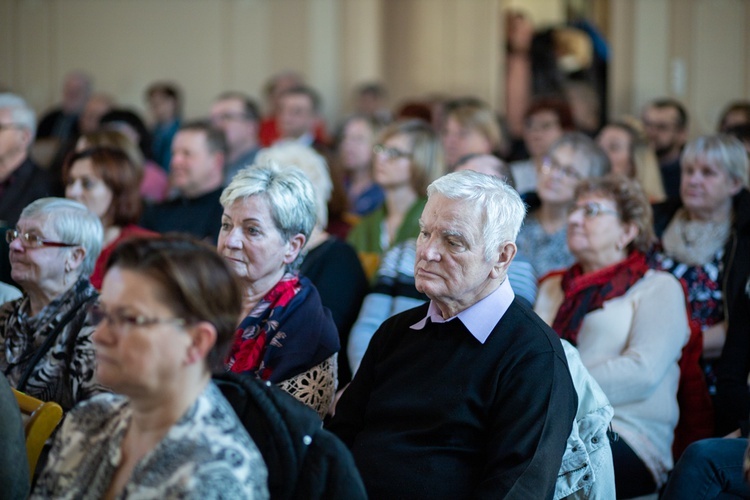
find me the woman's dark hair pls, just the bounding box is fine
[63,146,143,226]
[106,235,243,371]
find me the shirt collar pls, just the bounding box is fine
[410,278,515,344]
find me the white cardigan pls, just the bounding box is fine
[536,270,689,487]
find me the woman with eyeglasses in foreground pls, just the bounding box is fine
[32,235,269,499]
[534,175,689,498]
[347,119,444,280]
[0,197,104,412]
[515,132,611,280]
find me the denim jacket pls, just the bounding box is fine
[556,341,616,500]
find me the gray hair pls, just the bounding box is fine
[220,164,317,268]
[255,143,332,227]
[20,198,103,278]
[427,170,526,261]
[548,131,611,178]
[0,93,37,138]
[682,134,749,186]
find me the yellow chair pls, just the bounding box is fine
[12,389,64,478]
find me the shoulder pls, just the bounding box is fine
[632,269,684,296]
[64,393,128,432]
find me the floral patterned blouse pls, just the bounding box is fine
[32,382,269,499]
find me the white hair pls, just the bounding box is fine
[255,143,332,227]
[0,93,37,137]
[682,134,749,186]
[20,198,103,278]
[427,170,526,261]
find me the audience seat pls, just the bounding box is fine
[12,389,63,479]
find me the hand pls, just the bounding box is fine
[506,10,534,53]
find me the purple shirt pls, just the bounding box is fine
[410,278,515,344]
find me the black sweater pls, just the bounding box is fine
[327,300,577,500]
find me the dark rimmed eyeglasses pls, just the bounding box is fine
[5,229,78,249]
[373,144,412,161]
[568,201,620,219]
[88,303,187,331]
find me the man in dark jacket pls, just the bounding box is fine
[0,93,56,285]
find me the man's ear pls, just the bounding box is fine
[489,241,517,280]
[185,321,217,365]
[282,233,306,266]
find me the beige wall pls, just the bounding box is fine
[609,0,750,135]
[1,0,748,135]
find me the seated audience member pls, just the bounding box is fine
[329,170,577,498]
[717,100,750,133]
[516,132,610,278]
[275,85,329,153]
[64,146,156,289]
[100,109,169,202]
[535,175,689,497]
[210,91,261,185]
[454,153,538,306]
[0,93,57,286]
[661,436,750,499]
[32,236,268,499]
[353,82,392,126]
[220,165,339,417]
[641,98,689,202]
[441,98,503,170]
[347,119,444,279]
[76,128,156,202]
[141,121,226,242]
[716,274,750,437]
[255,144,368,386]
[597,119,667,203]
[145,81,182,171]
[36,71,91,144]
[0,372,29,498]
[79,93,115,137]
[509,97,575,196]
[0,198,104,411]
[652,135,749,402]
[337,114,385,216]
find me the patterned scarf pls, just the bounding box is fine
[552,251,650,345]
[225,273,338,383]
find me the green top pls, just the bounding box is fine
[347,198,427,280]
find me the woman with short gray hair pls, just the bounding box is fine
[0,197,104,411]
[219,164,340,418]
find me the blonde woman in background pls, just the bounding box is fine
[597,118,667,203]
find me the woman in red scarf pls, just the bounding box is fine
[219,164,339,418]
[535,175,690,498]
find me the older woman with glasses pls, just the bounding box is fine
[0,198,103,411]
[33,235,268,499]
[535,175,689,498]
[347,119,444,279]
[515,132,610,281]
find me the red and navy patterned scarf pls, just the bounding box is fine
[225,273,339,383]
[552,251,650,345]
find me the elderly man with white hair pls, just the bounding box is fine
[328,170,577,499]
[0,93,57,285]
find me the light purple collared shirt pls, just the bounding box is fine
[410,278,515,344]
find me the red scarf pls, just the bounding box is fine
[552,251,650,345]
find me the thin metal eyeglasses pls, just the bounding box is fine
[0,123,22,132]
[88,303,186,331]
[373,144,411,161]
[541,157,584,181]
[568,201,620,219]
[6,229,78,248]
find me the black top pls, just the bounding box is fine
[0,158,56,285]
[327,300,577,499]
[659,155,682,203]
[299,237,369,385]
[140,187,224,243]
